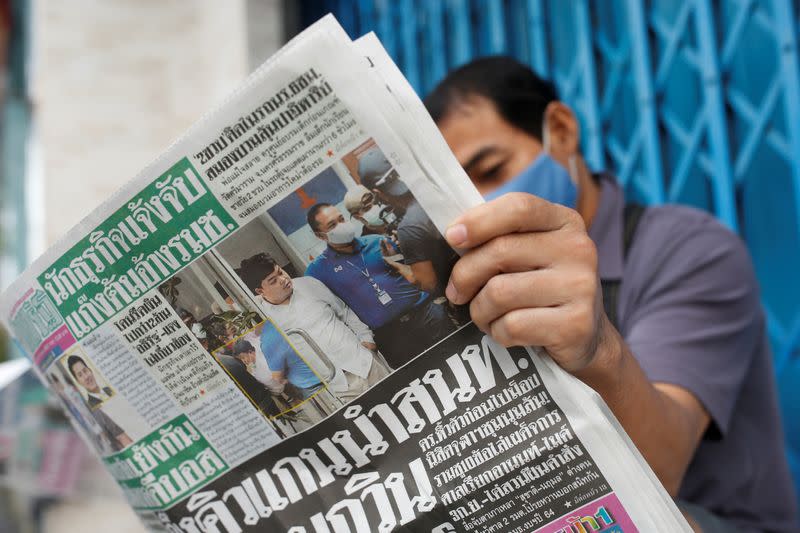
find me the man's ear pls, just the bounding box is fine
[314,230,328,241]
[543,101,580,168]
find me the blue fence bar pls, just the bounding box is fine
[478,0,506,55]
[300,0,800,503]
[694,0,738,231]
[774,0,800,257]
[375,0,397,58]
[422,2,447,92]
[525,0,550,77]
[625,0,665,203]
[445,0,472,68]
[573,0,603,171]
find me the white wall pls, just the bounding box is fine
[31,0,249,247]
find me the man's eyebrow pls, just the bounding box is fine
[463,146,497,172]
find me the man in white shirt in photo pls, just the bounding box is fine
[239,253,390,402]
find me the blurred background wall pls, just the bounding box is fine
[32,1,251,247]
[0,0,798,530]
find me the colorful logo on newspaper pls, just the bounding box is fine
[553,501,631,532]
[36,158,238,339]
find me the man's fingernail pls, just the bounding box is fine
[446,224,467,246]
[445,280,459,303]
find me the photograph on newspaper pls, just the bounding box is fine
[155,138,469,442]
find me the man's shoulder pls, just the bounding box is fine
[637,204,745,258]
[294,276,330,295]
[629,203,756,296]
[355,234,385,256]
[359,234,383,246]
[399,201,431,228]
[260,324,291,356]
[305,252,331,278]
[641,203,720,230]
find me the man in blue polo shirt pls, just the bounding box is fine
[260,321,322,400]
[305,202,454,368]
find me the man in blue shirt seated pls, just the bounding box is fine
[305,203,454,368]
[259,321,322,400]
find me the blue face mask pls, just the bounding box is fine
[483,153,578,208]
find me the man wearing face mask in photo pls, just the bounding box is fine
[426,57,798,532]
[305,202,454,368]
[358,147,459,298]
[343,185,391,237]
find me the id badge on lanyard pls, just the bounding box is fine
[349,254,394,306]
[369,278,393,306]
[377,289,393,305]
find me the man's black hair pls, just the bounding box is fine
[306,202,333,233]
[66,355,88,379]
[424,56,558,142]
[233,339,256,356]
[237,253,278,295]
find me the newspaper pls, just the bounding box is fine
[0,15,690,532]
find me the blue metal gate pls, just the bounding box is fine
[302,0,800,502]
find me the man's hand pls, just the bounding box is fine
[381,239,416,283]
[445,193,710,497]
[380,237,401,258]
[361,341,378,352]
[445,193,604,373]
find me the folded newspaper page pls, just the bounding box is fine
[0,15,690,532]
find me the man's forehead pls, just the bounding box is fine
[438,97,507,165]
[320,206,342,220]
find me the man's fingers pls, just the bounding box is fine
[446,230,597,304]
[444,192,583,249]
[487,307,563,347]
[469,269,579,330]
[488,304,594,350]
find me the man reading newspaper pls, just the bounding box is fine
[427,56,798,533]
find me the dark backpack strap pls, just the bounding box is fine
[621,204,646,256]
[601,204,646,330]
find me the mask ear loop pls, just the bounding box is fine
[542,115,552,155]
[567,154,580,186]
